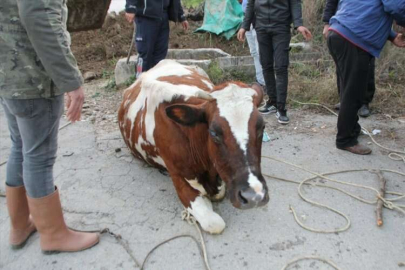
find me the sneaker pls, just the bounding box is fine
[276,110,289,124]
[358,104,371,118]
[259,103,277,115]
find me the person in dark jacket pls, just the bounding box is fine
[237,0,312,124]
[323,0,375,117]
[125,0,189,77]
[327,0,405,155]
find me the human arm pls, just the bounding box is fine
[382,0,405,27]
[16,0,84,122]
[178,3,189,30]
[238,0,255,41]
[125,0,137,22]
[322,0,339,39]
[289,0,312,41]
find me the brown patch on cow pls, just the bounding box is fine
[157,70,213,92]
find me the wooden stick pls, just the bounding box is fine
[376,170,386,227]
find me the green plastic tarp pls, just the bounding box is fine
[195,0,243,40]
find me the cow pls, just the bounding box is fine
[118,60,269,234]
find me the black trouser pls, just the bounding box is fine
[255,28,291,110]
[134,12,170,77]
[327,31,373,148]
[336,57,375,105]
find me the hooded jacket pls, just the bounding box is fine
[125,0,186,22]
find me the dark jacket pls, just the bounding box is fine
[242,0,303,32]
[322,0,339,24]
[125,0,185,22]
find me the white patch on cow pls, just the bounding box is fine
[186,178,207,195]
[134,137,148,162]
[124,99,130,108]
[210,180,226,201]
[247,171,265,200]
[126,60,212,146]
[202,79,213,90]
[152,155,167,168]
[188,196,226,234]
[210,84,256,154]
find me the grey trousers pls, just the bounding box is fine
[1,95,64,198]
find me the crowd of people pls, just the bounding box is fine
[0,0,404,256]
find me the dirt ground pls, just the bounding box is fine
[70,12,249,75]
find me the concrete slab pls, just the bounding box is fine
[1,98,404,270]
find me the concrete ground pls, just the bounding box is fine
[1,97,404,270]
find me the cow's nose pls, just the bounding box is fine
[238,188,269,209]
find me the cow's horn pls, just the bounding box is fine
[196,91,215,101]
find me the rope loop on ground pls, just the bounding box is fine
[281,256,342,270]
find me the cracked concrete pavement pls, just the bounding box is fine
[1,94,405,270]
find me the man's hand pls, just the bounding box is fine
[182,20,189,31]
[66,87,85,123]
[237,28,246,42]
[323,24,330,39]
[392,33,405,48]
[297,26,313,41]
[125,12,135,23]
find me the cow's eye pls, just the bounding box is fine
[209,129,221,143]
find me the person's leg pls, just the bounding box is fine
[358,57,375,117]
[0,98,36,249]
[256,28,277,114]
[150,13,170,69]
[327,32,372,154]
[246,27,265,86]
[335,68,342,110]
[273,31,291,111]
[134,16,160,77]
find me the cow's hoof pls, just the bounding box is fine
[210,180,226,202]
[199,213,226,234]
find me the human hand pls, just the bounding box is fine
[237,28,246,42]
[323,24,330,39]
[66,87,85,123]
[125,13,135,23]
[182,20,189,31]
[392,33,405,48]
[297,26,313,41]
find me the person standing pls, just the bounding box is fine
[0,0,99,252]
[241,0,266,87]
[327,0,405,155]
[237,0,312,124]
[125,0,189,77]
[323,0,376,117]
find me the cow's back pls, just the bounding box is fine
[118,60,214,170]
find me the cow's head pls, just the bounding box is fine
[165,82,269,209]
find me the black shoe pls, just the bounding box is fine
[276,110,289,124]
[358,104,371,117]
[259,103,277,115]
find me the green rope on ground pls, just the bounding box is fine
[262,155,405,233]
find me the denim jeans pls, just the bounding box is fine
[245,27,265,86]
[0,95,64,198]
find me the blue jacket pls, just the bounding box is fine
[330,0,405,58]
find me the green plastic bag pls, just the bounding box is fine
[195,0,243,40]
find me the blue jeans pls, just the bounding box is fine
[0,95,64,198]
[245,27,265,86]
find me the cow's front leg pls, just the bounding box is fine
[171,176,226,234]
[210,177,226,202]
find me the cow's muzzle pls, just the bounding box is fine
[233,187,269,210]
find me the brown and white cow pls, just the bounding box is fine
[118,60,269,234]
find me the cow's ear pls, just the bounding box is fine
[250,83,264,108]
[166,104,205,126]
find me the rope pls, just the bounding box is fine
[281,256,342,270]
[291,99,405,163]
[262,155,405,233]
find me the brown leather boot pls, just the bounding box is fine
[338,144,372,155]
[27,187,99,254]
[6,185,37,249]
